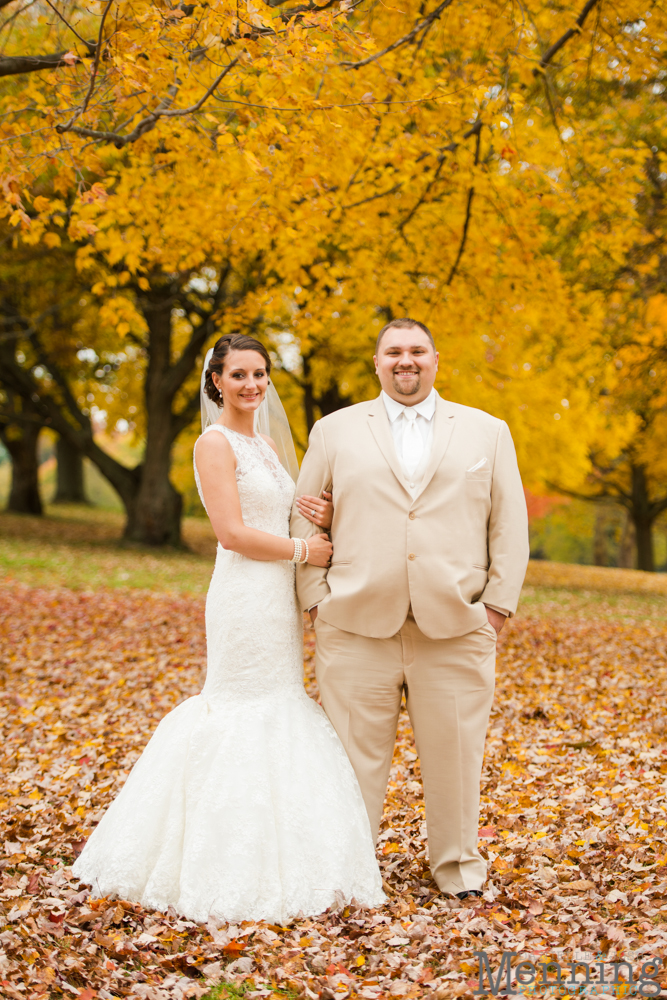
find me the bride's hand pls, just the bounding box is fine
[296,491,333,530]
[304,532,333,567]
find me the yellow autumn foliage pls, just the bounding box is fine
[1,0,666,551]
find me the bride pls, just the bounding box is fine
[73,333,384,924]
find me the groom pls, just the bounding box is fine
[290,318,529,899]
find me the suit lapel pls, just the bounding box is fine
[366,396,412,496]
[415,396,456,498]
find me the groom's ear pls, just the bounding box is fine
[373,355,379,374]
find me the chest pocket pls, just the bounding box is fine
[464,465,492,502]
[465,456,491,482]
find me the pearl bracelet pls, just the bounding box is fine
[291,539,309,564]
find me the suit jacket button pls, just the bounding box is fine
[409,512,416,520]
[408,553,416,560]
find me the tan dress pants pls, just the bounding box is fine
[314,612,496,894]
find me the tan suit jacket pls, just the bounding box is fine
[291,393,529,640]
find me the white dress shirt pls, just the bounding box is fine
[381,388,437,491]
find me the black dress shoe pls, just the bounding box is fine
[456,889,483,901]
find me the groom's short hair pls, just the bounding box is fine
[375,317,436,355]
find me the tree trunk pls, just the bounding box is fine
[0,269,219,547]
[122,289,183,546]
[54,434,87,502]
[593,505,608,566]
[124,468,182,546]
[302,354,315,433]
[618,512,636,569]
[630,463,655,572]
[302,353,352,432]
[315,383,352,417]
[0,418,43,515]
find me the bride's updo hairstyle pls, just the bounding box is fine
[204,334,272,407]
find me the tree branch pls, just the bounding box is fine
[172,388,203,438]
[535,0,600,73]
[340,0,454,69]
[163,263,232,401]
[398,122,480,236]
[0,48,94,78]
[34,334,95,432]
[446,120,482,285]
[56,55,240,145]
[339,182,403,212]
[545,481,628,505]
[274,0,339,21]
[399,158,446,233]
[0,334,140,499]
[42,0,92,48]
[57,0,114,133]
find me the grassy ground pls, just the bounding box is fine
[522,561,667,625]
[0,505,216,594]
[1,505,666,624]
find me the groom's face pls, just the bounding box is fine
[374,327,439,405]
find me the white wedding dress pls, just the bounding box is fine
[73,424,384,923]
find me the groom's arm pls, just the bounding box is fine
[290,420,333,614]
[480,420,530,618]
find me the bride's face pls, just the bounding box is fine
[213,349,269,413]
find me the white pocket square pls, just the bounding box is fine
[467,457,488,473]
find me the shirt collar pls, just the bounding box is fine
[381,388,437,423]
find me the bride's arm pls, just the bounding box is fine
[195,433,332,565]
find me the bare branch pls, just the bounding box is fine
[57,0,114,133]
[339,182,403,211]
[0,48,93,77]
[172,388,203,438]
[164,262,231,400]
[341,0,454,69]
[271,0,339,20]
[535,0,600,73]
[339,0,452,69]
[0,407,44,427]
[0,303,60,341]
[42,0,91,47]
[446,120,482,285]
[0,0,38,34]
[32,332,90,431]
[56,56,241,146]
[544,479,640,510]
[398,157,446,232]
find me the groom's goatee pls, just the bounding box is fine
[392,371,421,395]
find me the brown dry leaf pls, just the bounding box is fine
[1,581,667,999]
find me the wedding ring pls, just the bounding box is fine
[311,509,316,517]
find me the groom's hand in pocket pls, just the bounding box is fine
[484,605,507,634]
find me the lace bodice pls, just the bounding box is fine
[194,424,295,538]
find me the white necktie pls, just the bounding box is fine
[402,408,423,479]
